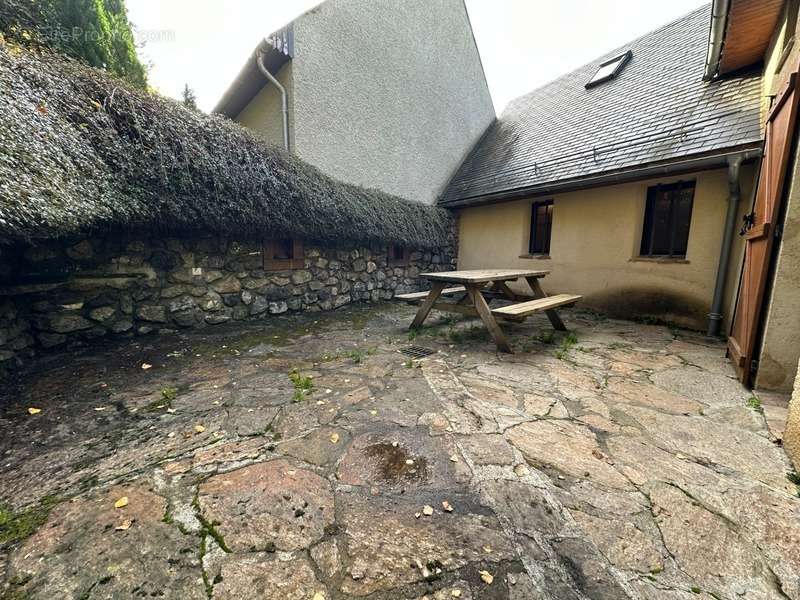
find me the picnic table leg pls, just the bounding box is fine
[525,277,567,331]
[410,281,446,329]
[491,280,520,301]
[466,284,512,353]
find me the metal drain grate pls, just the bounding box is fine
[399,345,436,359]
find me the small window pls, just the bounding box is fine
[264,238,304,270]
[639,181,695,258]
[586,50,632,88]
[387,244,410,267]
[529,200,553,255]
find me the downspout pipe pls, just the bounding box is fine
[704,0,730,81]
[254,41,290,152]
[707,154,743,337]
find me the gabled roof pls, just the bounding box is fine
[441,4,763,208]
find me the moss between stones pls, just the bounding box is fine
[0,495,59,547]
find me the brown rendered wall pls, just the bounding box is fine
[785,359,800,470]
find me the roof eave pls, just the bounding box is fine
[705,0,784,80]
[212,24,294,117]
[440,143,763,209]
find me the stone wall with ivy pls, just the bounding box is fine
[0,235,456,375]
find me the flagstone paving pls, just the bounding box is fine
[1,302,798,599]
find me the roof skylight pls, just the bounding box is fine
[586,50,632,88]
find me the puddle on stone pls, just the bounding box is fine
[363,443,429,484]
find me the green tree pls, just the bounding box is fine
[181,83,197,110]
[0,0,148,88]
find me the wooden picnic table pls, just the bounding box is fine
[396,269,581,353]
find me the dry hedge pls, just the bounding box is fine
[0,42,454,249]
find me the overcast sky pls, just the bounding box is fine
[127,0,709,114]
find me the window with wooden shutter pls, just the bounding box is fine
[263,238,304,270]
[387,244,410,267]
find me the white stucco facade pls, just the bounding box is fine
[232,0,494,205]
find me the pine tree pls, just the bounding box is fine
[181,84,197,110]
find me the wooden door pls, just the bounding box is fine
[728,72,799,385]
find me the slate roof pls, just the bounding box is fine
[440,4,763,207]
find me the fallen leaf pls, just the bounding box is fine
[415,512,421,519]
[312,593,326,600]
[442,500,454,512]
[483,545,493,553]
[27,407,42,415]
[94,406,108,412]
[115,519,132,531]
[449,454,459,462]
[405,459,414,465]
[330,432,340,444]
[114,496,129,509]
[369,410,377,416]
[479,570,494,585]
[422,505,434,516]
[513,464,529,477]
[141,363,152,370]
[194,425,206,433]
[452,590,462,598]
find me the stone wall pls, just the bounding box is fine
[0,235,455,374]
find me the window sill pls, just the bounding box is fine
[519,254,551,260]
[630,256,689,264]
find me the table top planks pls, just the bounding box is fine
[421,269,550,284]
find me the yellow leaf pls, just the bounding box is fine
[479,570,494,585]
[312,593,326,600]
[90,99,102,110]
[141,363,152,370]
[114,496,129,509]
[422,505,434,516]
[27,407,42,415]
[115,519,132,531]
[329,432,340,444]
[194,424,206,433]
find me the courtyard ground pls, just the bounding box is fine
[0,302,798,600]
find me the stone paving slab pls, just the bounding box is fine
[1,302,799,599]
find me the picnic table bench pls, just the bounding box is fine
[396,269,581,353]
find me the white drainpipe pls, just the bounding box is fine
[255,42,290,152]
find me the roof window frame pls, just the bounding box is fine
[585,50,633,89]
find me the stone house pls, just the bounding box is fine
[213,0,494,206]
